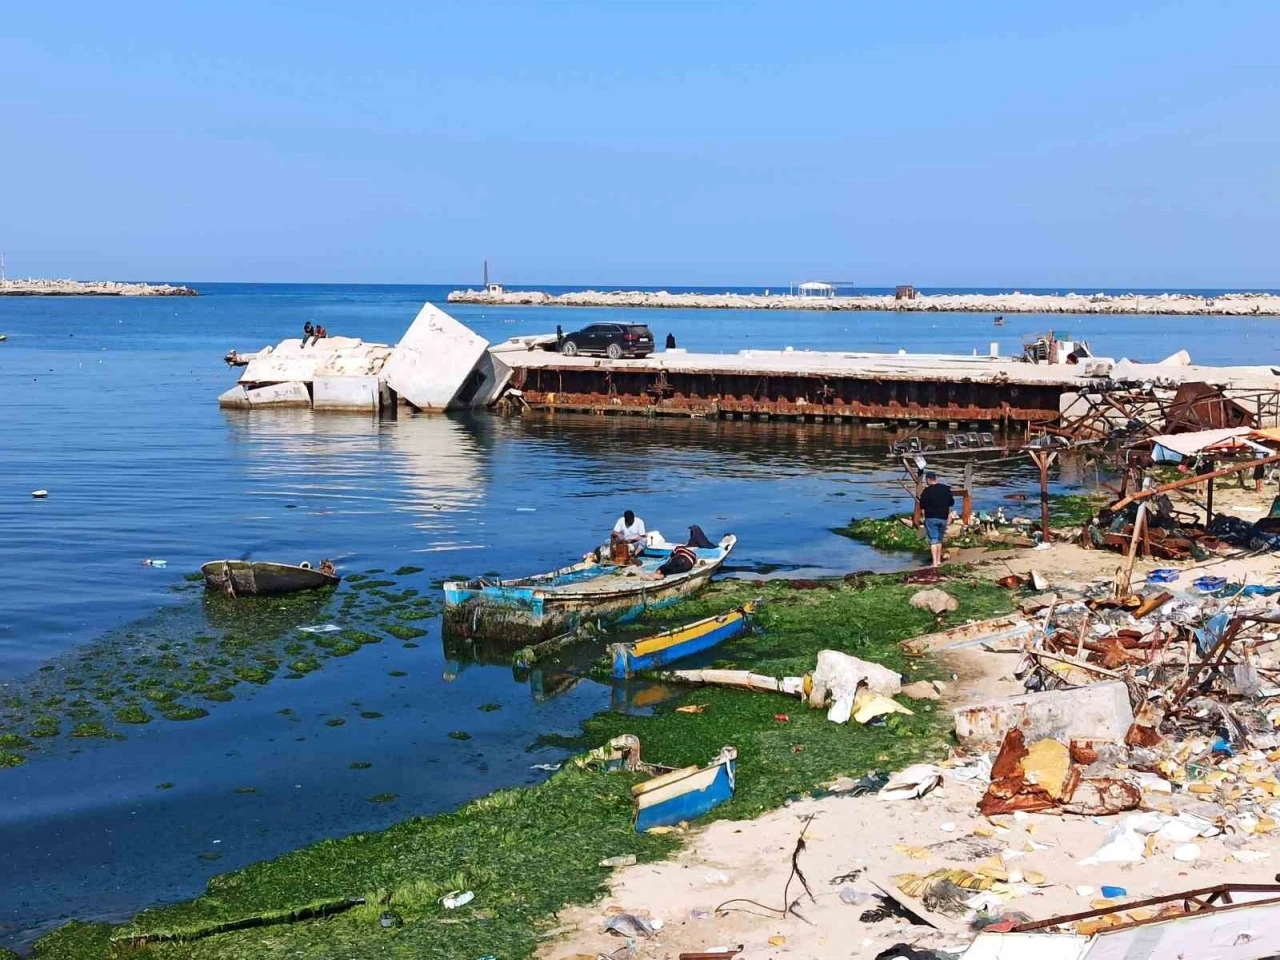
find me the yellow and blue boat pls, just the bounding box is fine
[609,603,755,680]
[633,746,737,832]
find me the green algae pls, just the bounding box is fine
[70,721,111,739]
[384,624,426,641]
[114,706,153,725]
[0,750,25,768]
[359,711,383,720]
[325,718,346,727]
[0,733,31,749]
[0,566,440,768]
[479,702,502,712]
[348,761,371,770]
[32,574,1009,960]
[1048,492,1106,526]
[365,793,397,803]
[447,730,472,740]
[394,566,424,576]
[387,670,407,678]
[156,782,174,790]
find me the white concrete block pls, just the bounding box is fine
[239,338,392,385]
[953,681,1134,748]
[313,375,379,411]
[381,303,489,411]
[243,382,312,407]
[218,384,251,408]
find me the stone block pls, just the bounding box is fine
[381,303,489,411]
[243,382,312,407]
[953,680,1134,748]
[313,376,379,411]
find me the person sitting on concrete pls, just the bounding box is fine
[611,510,647,557]
[302,321,314,347]
[666,332,677,349]
[918,471,955,568]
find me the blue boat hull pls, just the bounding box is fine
[611,607,753,679]
[633,753,736,833]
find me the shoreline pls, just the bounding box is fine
[448,287,1280,315]
[0,279,197,297]
[28,574,1005,958]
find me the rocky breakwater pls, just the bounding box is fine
[0,278,197,296]
[448,287,1280,315]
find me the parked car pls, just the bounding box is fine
[559,323,654,359]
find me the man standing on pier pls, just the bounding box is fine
[918,472,955,568]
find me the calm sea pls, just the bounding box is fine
[0,283,1273,946]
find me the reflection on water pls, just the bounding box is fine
[0,285,1118,950]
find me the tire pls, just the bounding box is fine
[606,343,623,359]
[560,340,579,356]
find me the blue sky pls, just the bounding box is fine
[2,0,1278,286]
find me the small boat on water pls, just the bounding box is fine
[633,746,737,832]
[610,603,756,679]
[443,532,737,642]
[201,559,340,597]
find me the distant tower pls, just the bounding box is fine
[483,259,489,288]
[0,253,6,281]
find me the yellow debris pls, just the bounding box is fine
[769,936,787,946]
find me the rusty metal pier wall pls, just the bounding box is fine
[503,363,1064,427]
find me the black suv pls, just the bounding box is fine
[559,323,654,359]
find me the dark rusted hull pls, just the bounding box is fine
[201,560,340,597]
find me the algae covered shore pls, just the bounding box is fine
[30,574,1010,959]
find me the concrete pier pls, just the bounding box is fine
[448,287,1280,316]
[0,279,196,296]
[489,340,1280,426]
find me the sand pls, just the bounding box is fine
[538,484,1280,960]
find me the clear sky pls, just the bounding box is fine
[2,0,1278,287]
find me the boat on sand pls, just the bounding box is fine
[201,559,340,597]
[633,747,737,832]
[443,532,737,642]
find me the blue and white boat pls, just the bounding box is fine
[632,746,737,832]
[442,532,737,642]
[610,603,756,679]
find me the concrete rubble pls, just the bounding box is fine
[218,302,508,414]
[0,278,197,296]
[448,286,1280,316]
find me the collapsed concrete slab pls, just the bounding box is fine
[242,382,312,407]
[380,303,490,411]
[953,680,1134,748]
[239,337,392,385]
[313,375,379,411]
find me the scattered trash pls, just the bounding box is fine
[767,935,786,946]
[1099,885,1127,898]
[600,855,637,868]
[675,704,708,714]
[440,890,474,909]
[603,912,655,939]
[840,886,880,906]
[529,762,562,772]
[142,558,167,567]
[1146,568,1180,583]
[31,489,48,498]
[774,713,790,723]
[879,764,943,801]
[298,623,342,634]
[1173,843,1201,862]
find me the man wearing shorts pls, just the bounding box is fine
[918,471,955,568]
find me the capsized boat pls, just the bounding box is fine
[610,603,756,679]
[633,746,737,832]
[201,559,340,597]
[443,532,737,642]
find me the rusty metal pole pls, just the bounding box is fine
[1030,449,1052,542]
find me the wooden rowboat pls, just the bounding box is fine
[443,532,737,643]
[201,560,340,597]
[633,746,737,832]
[610,603,756,679]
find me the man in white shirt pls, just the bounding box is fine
[611,510,647,556]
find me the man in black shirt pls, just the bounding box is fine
[918,471,955,567]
